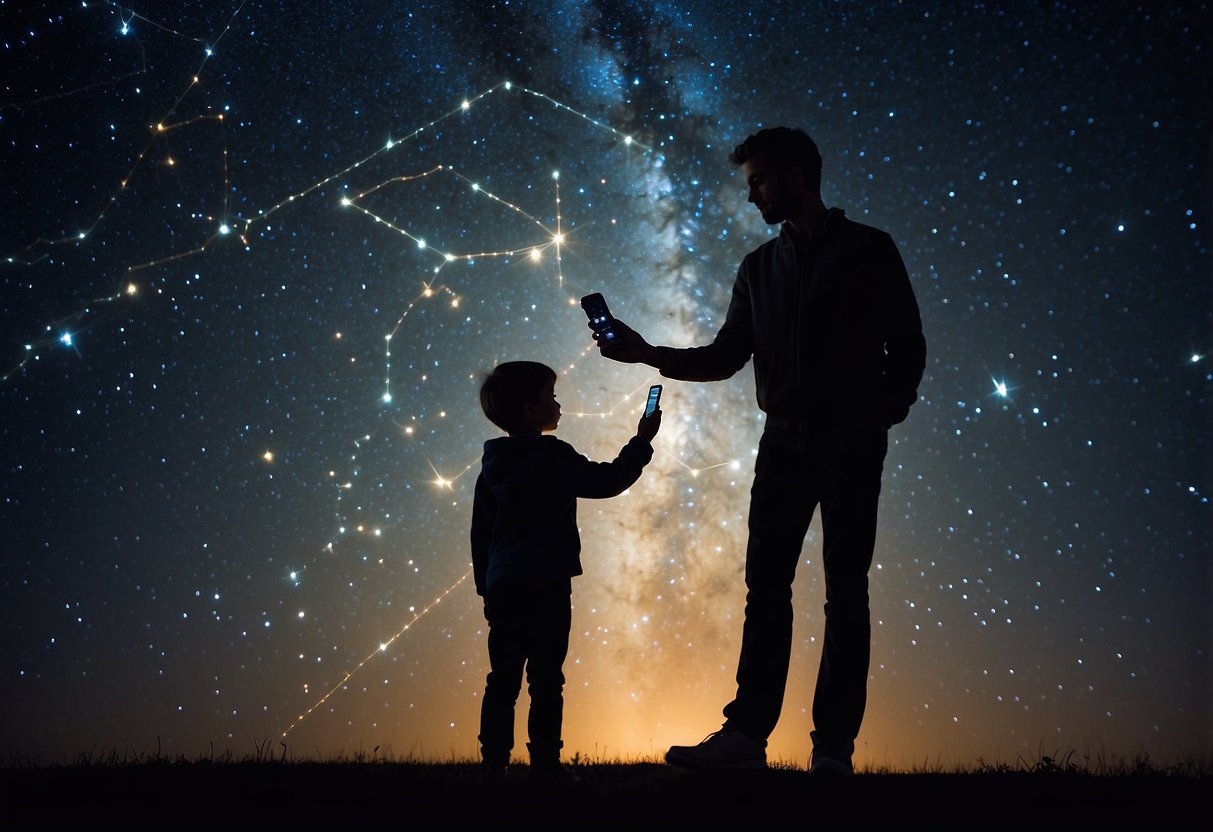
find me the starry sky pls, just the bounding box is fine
[2,1,1209,769]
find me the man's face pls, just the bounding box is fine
[743,155,799,225]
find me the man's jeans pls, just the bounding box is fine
[723,423,888,751]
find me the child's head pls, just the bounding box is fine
[479,361,560,435]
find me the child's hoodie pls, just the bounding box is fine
[471,433,653,595]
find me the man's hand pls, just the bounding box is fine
[636,407,662,443]
[591,318,660,366]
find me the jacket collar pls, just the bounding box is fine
[778,207,846,247]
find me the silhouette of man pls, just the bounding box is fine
[593,127,925,774]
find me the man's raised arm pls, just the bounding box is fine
[593,272,754,382]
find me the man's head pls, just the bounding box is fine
[479,361,560,435]
[729,127,822,192]
[730,127,823,227]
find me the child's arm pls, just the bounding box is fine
[470,473,496,596]
[564,409,661,499]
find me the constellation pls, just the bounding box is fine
[272,90,751,737]
[6,6,749,749]
[107,1,212,43]
[3,1,245,381]
[0,1,219,115]
[4,2,243,266]
[281,567,472,739]
[2,75,649,382]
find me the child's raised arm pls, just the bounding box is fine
[563,419,658,499]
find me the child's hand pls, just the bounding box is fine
[637,408,661,443]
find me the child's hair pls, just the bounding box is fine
[479,360,557,434]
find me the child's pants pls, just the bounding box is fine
[478,579,571,765]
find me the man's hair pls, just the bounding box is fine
[479,360,557,434]
[729,127,822,193]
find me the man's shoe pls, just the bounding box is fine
[808,731,854,775]
[809,750,854,775]
[665,726,767,770]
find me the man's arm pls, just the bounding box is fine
[596,266,754,382]
[876,234,926,427]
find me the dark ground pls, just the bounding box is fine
[2,761,1209,831]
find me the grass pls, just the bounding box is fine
[3,741,1210,831]
[8,735,1209,777]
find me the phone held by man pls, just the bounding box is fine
[580,292,618,343]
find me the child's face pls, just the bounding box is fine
[529,378,561,432]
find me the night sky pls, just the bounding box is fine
[2,1,1209,769]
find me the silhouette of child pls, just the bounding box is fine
[471,361,661,778]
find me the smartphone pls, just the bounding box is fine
[644,384,663,417]
[580,292,618,343]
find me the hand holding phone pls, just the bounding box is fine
[644,384,663,417]
[581,292,618,343]
[637,384,662,442]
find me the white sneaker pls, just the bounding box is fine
[665,726,767,770]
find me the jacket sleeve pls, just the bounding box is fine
[560,435,655,499]
[658,264,754,382]
[875,233,926,426]
[470,473,496,596]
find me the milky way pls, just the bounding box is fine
[2,1,1209,768]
